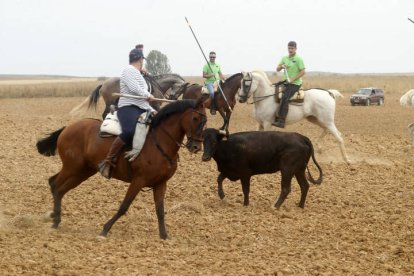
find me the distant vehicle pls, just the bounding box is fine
[350,87,384,106]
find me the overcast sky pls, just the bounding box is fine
[1,0,413,77]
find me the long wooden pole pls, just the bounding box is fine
[185,17,232,112]
[112,93,176,103]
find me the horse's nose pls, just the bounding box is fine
[192,145,199,153]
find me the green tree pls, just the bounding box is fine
[145,50,172,75]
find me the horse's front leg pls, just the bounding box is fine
[153,182,168,240]
[100,180,142,237]
[218,109,228,130]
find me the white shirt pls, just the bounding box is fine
[118,65,155,112]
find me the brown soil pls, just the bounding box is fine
[0,93,413,275]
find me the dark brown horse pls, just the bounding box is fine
[37,98,207,239]
[180,73,242,134]
[70,74,186,119]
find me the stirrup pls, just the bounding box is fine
[98,162,113,179]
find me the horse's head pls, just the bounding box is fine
[169,82,189,100]
[183,97,208,153]
[239,71,256,103]
[220,73,242,92]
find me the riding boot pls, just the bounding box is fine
[272,100,289,128]
[98,137,126,179]
[210,95,216,115]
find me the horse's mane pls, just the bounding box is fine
[251,70,273,86]
[152,73,185,81]
[225,73,242,82]
[400,89,414,106]
[151,99,197,128]
[219,73,242,87]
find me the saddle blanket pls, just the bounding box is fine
[277,89,305,103]
[100,111,150,161]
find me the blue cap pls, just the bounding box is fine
[129,48,145,60]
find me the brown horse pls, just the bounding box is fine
[37,98,207,239]
[180,73,242,134]
[70,74,186,119]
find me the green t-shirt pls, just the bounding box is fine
[279,54,305,85]
[203,62,221,84]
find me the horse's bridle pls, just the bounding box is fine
[152,108,207,166]
[239,72,253,102]
[185,109,207,144]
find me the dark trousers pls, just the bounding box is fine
[278,84,301,120]
[117,105,146,146]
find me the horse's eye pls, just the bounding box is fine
[193,117,199,121]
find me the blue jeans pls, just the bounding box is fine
[206,83,215,98]
[117,105,146,146]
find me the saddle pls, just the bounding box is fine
[100,111,152,161]
[274,83,305,104]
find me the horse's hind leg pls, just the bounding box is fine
[295,170,309,208]
[153,182,168,239]
[51,169,95,228]
[48,174,58,218]
[315,129,328,153]
[100,180,142,237]
[326,124,350,164]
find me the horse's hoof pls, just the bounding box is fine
[42,211,54,222]
[96,235,107,240]
[51,224,59,229]
[218,129,226,135]
[160,234,169,240]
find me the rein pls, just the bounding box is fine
[250,93,277,104]
[151,128,177,166]
[151,108,206,166]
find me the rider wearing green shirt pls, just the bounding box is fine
[203,51,225,115]
[273,41,306,128]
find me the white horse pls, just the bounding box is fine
[238,70,349,163]
[399,89,414,110]
[400,89,414,145]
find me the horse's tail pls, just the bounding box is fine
[69,84,102,116]
[304,137,323,185]
[88,84,103,110]
[36,127,65,156]
[328,89,344,100]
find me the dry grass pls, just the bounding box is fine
[0,74,412,98]
[185,73,414,95]
[0,78,101,98]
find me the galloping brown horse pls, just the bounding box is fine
[70,74,186,119]
[37,98,207,239]
[180,73,242,134]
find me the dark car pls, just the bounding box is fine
[350,87,384,106]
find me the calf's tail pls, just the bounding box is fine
[36,127,66,156]
[304,137,323,185]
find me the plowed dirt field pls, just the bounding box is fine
[0,92,413,275]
